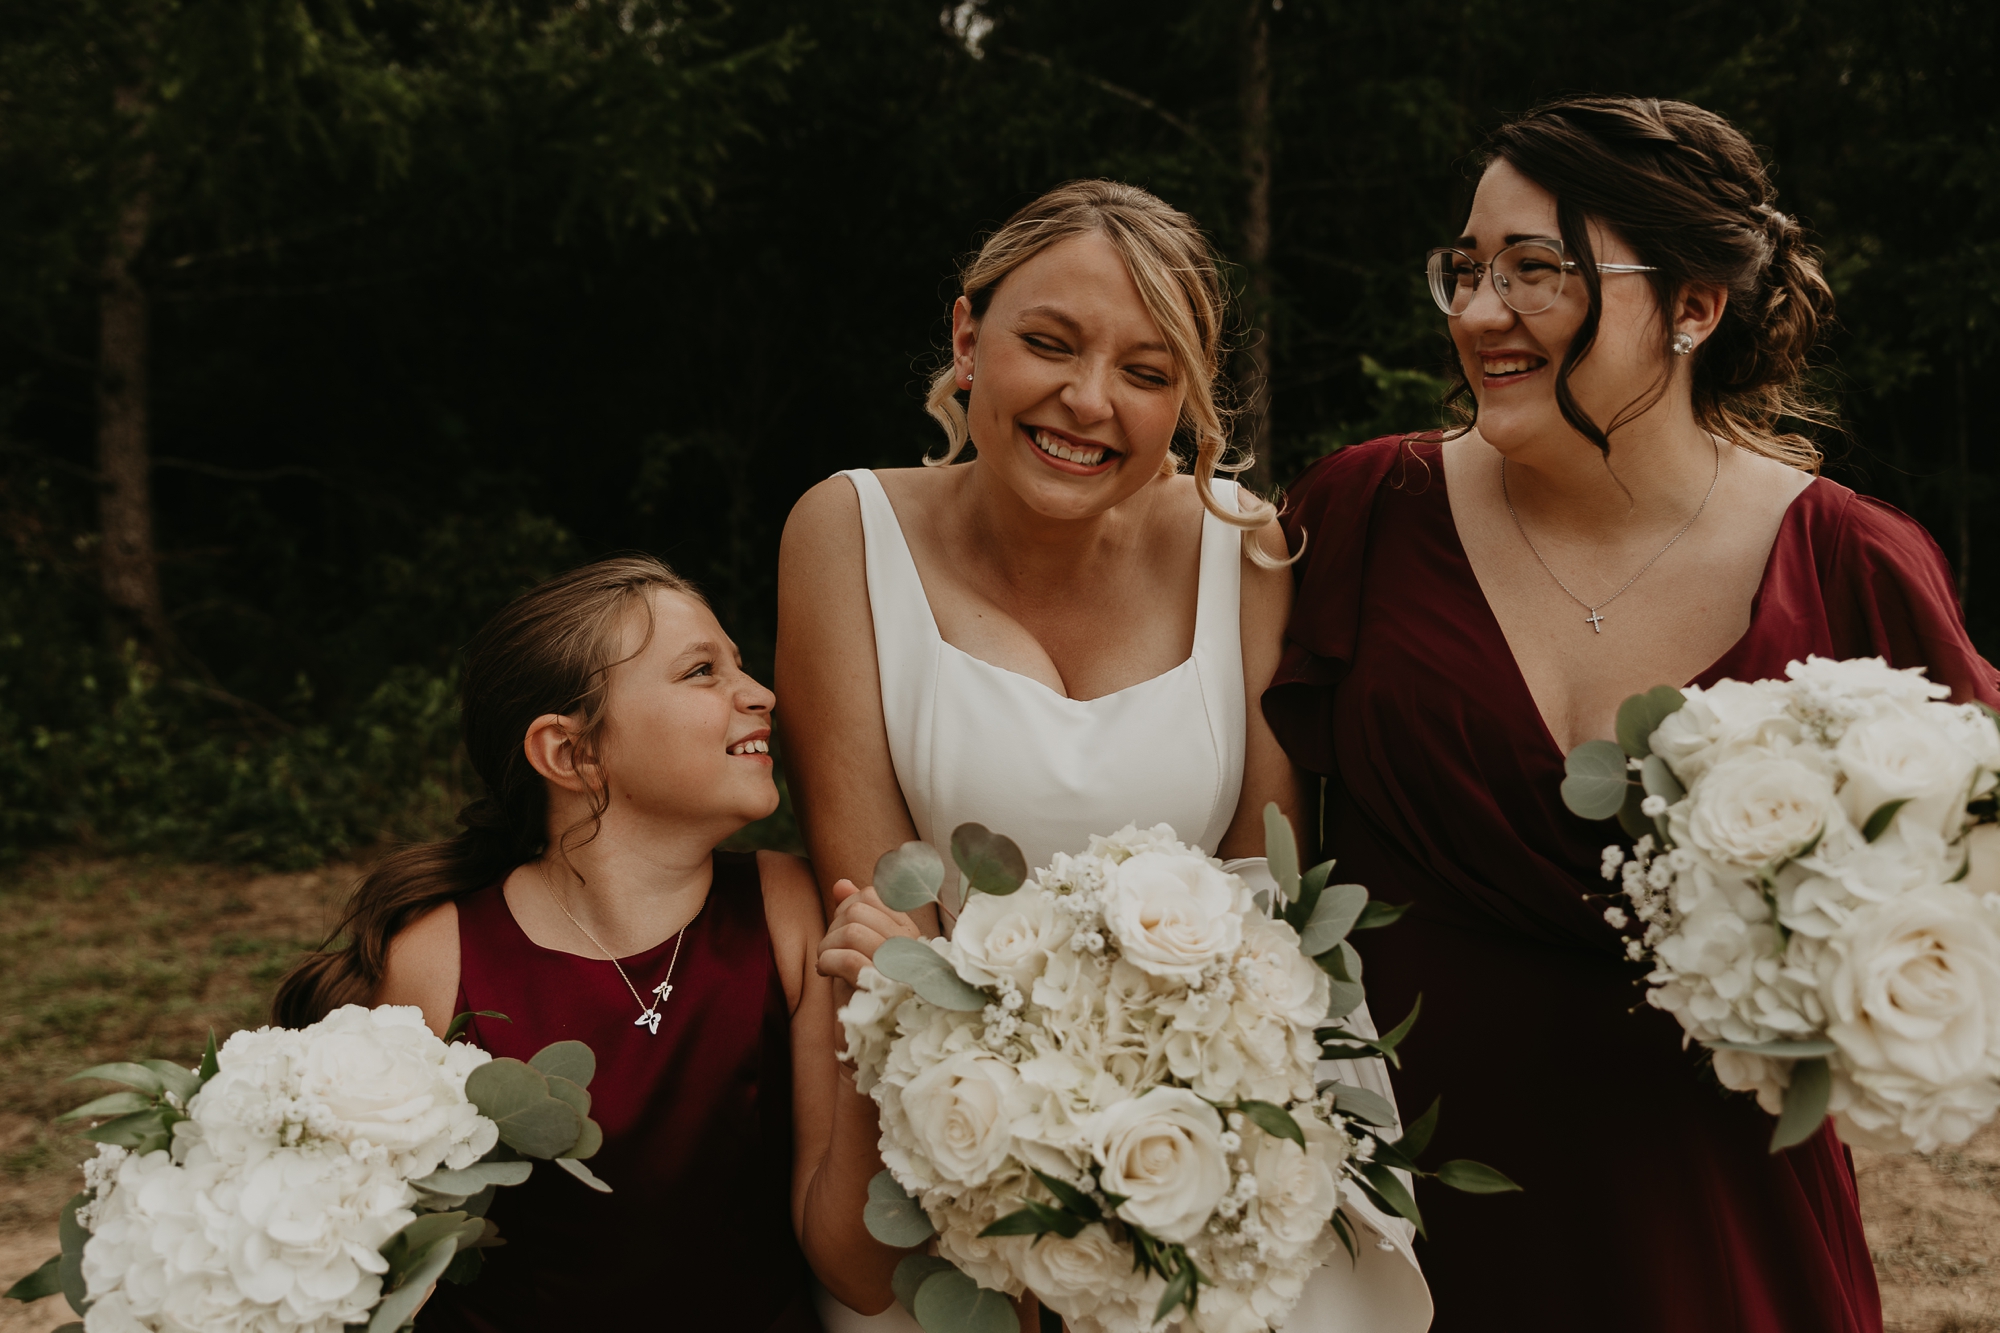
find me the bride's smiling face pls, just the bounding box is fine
[952,230,1185,519]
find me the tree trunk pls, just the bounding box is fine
[1238,0,1274,495]
[97,186,170,651]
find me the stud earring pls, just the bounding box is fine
[964,371,973,386]
[1671,332,1695,356]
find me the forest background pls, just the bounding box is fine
[0,0,1994,867]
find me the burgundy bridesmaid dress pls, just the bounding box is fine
[1264,435,2000,1333]
[419,850,820,1332]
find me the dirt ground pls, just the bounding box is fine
[3,852,1998,1331]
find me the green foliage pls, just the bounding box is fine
[951,823,1028,897]
[874,840,946,912]
[872,936,989,1012]
[1560,740,1634,822]
[864,1169,938,1248]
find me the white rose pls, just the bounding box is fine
[1020,1223,1142,1321]
[1833,1067,2000,1154]
[1962,824,2000,899]
[1786,655,1949,707]
[1249,1133,1338,1247]
[286,1005,493,1175]
[1821,885,2000,1089]
[953,886,1072,989]
[1235,915,1332,1029]
[1102,853,1244,982]
[1092,1087,1229,1242]
[1650,680,1799,782]
[899,1049,1022,1185]
[1836,711,1981,841]
[1674,755,1837,867]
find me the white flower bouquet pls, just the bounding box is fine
[5,1005,608,1333]
[843,813,1516,1333]
[1560,655,2000,1154]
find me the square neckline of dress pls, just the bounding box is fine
[862,468,1212,706]
[1429,446,1823,762]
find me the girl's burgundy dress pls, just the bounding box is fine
[1265,436,2000,1333]
[419,850,820,1332]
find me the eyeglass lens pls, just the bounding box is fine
[1427,241,1569,317]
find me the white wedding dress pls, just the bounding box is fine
[819,469,1432,1332]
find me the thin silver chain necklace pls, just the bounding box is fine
[1501,439,1721,634]
[540,865,698,1035]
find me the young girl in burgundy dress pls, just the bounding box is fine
[274,556,900,1330]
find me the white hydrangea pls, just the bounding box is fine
[75,1005,500,1333]
[841,825,1363,1333]
[1601,657,2000,1155]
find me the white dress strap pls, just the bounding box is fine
[1190,481,1248,852]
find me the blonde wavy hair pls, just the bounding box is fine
[923,180,1280,559]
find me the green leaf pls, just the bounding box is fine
[412,1161,533,1197]
[951,824,1028,897]
[1154,1265,1197,1323]
[875,841,946,912]
[464,1059,550,1122]
[1324,978,1365,1022]
[1399,1097,1440,1159]
[1616,781,1654,840]
[1323,1083,1398,1128]
[494,1098,583,1159]
[444,1010,508,1043]
[383,1212,477,1272]
[1029,1169,1103,1223]
[441,1247,484,1286]
[1616,685,1687,759]
[1329,1209,1358,1264]
[1239,1099,1306,1148]
[1291,860,1335,927]
[1435,1160,1522,1194]
[864,1170,937,1247]
[368,1236,457,1333]
[67,1063,164,1096]
[528,1041,595,1088]
[1350,899,1411,931]
[140,1060,201,1104]
[1357,1161,1426,1239]
[58,1193,89,1316]
[1640,754,1685,806]
[4,1255,61,1303]
[1264,803,1302,901]
[873,937,989,1011]
[980,1201,1084,1240]
[1362,1130,1419,1174]
[1561,740,1632,821]
[1770,1056,1832,1152]
[543,1075,592,1121]
[1298,883,1368,956]
[1862,799,1910,843]
[553,1157,613,1192]
[1315,939,1364,984]
[913,1266,1018,1333]
[1706,1038,1838,1058]
[563,1117,604,1161]
[197,1032,220,1084]
[57,1091,152,1123]
[79,1109,165,1149]
[1376,994,1423,1055]
[891,1255,957,1315]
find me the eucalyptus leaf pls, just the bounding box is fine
[384,1212,475,1271]
[1399,1097,1440,1159]
[1616,781,1654,841]
[443,1010,508,1043]
[1297,860,1334,919]
[3,1255,61,1303]
[875,841,946,912]
[553,1157,612,1192]
[544,1075,592,1121]
[873,937,988,1011]
[58,1193,89,1316]
[1350,900,1411,932]
[1639,754,1686,805]
[1435,1160,1522,1194]
[528,1041,596,1089]
[951,824,1028,897]
[1314,939,1364,985]
[564,1118,604,1161]
[1560,740,1632,821]
[891,1256,957,1315]
[1357,1162,1425,1239]
[495,1098,583,1159]
[1324,978,1365,1022]
[1770,1057,1832,1152]
[413,1161,533,1197]
[67,1063,164,1096]
[367,1236,456,1333]
[913,1267,1018,1333]
[1264,803,1301,901]
[464,1059,550,1122]
[1298,883,1368,956]
[864,1170,937,1247]
[57,1092,152,1123]
[1239,1099,1306,1148]
[1616,685,1687,759]
[1706,1038,1838,1058]
[441,1248,483,1286]
[1324,1083,1398,1128]
[1862,799,1910,844]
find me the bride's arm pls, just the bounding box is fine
[776,477,940,934]
[1218,516,1318,860]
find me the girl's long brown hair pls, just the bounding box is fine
[271,555,699,1027]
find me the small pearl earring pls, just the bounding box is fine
[1671,332,1695,356]
[964,371,973,386]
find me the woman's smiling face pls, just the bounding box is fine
[954,229,1186,518]
[1451,159,1672,456]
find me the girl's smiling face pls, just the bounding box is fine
[953,229,1186,519]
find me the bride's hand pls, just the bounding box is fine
[816,879,923,988]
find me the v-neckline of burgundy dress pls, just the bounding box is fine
[1265,435,1999,1333]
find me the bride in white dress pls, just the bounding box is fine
[776,180,1430,1332]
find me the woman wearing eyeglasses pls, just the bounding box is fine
[1265,95,1999,1331]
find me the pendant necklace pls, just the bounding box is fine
[1502,438,1720,634]
[541,866,698,1035]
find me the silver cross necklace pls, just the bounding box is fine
[541,866,698,1035]
[1501,438,1720,634]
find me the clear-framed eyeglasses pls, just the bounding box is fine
[1424,238,1657,317]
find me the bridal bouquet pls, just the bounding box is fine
[842,813,1514,1333]
[5,1005,607,1333]
[1560,655,2000,1154]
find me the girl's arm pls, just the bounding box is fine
[1218,517,1318,860]
[775,476,940,935]
[373,902,461,1038]
[760,850,905,1315]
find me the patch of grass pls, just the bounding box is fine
[1925,1149,2000,1198]
[1877,1239,1993,1285]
